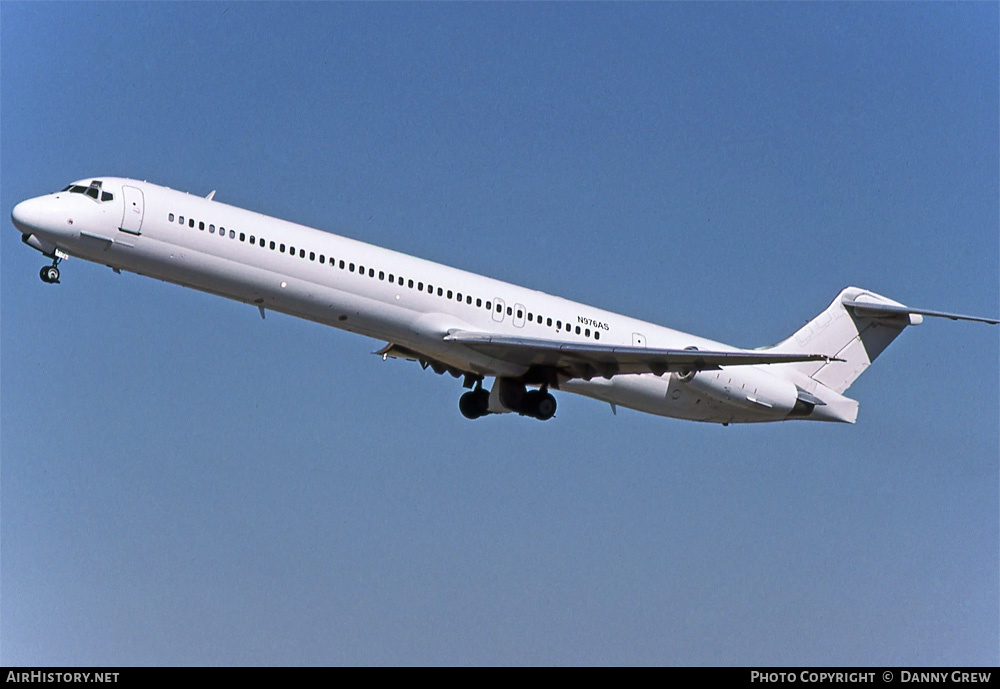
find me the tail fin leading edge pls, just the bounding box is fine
[770,287,919,394]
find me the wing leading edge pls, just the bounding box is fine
[443,331,838,380]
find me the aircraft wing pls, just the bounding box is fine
[443,331,837,380]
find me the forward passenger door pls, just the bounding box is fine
[119,185,145,235]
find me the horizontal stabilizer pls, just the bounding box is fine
[842,299,999,325]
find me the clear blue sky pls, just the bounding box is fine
[2,2,997,666]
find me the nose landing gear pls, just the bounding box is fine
[39,258,61,284]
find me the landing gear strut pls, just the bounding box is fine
[39,257,61,284]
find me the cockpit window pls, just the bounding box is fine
[62,180,113,202]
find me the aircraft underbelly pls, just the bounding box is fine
[565,374,793,424]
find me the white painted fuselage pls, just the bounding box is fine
[15,177,993,424]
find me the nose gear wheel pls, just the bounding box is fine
[40,258,61,284]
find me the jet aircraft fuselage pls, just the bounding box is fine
[13,177,996,424]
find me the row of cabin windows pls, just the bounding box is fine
[167,211,601,340]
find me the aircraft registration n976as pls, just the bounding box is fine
[12,177,998,425]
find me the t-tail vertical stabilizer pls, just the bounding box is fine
[770,287,918,395]
[765,287,997,423]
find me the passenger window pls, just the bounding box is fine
[300,249,305,258]
[280,244,286,253]
[516,309,523,318]
[208,224,214,232]
[506,307,512,316]
[240,233,246,242]
[485,301,491,310]
[447,290,453,299]
[199,221,205,230]
[466,296,472,305]
[169,213,175,222]
[379,271,384,280]
[408,279,414,288]
[249,235,254,243]
[320,255,325,264]
[229,230,235,239]
[594,331,600,340]
[259,237,265,247]
[369,268,374,277]
[339,260,345,269]
[437,287,443,296]
[547,318,552,326]
[310,252,315,261]
[477,298,482,307]
[179,216,185,224]
[189,219,195,228]
[585,328,590,337]
[575,326,581,334]
[350,263,355,272]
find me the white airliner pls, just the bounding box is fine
[12,177,997,424]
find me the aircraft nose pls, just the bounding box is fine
[11,199,34,234]
[11,197,49,235]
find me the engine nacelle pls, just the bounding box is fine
[677,366,801,416]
